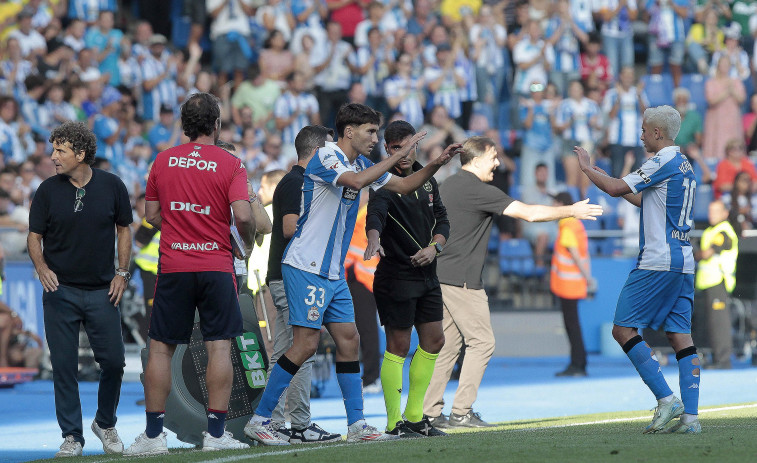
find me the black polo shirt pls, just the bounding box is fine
[29,169,132,289]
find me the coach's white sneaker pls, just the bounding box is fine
[91,419,123,454]
[202,431,250,451]
[346,419,400,442]
[123,432,169,456]
[643,396,684,434]
[244,416,291,446]
[55,436,82,457]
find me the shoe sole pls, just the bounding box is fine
[346,434,401,442]
[244,430,290,446]
[202,445,250,451]
[289,436,343,444]
[124,449,169,457]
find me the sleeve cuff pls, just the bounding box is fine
[622,176,638,195]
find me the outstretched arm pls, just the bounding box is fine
[383,143,462,195]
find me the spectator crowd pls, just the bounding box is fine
[1,0,757,261]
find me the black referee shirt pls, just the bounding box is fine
[366,162,450,282]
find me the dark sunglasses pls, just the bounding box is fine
[74,187,85,212]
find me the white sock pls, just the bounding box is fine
[658,394,674,404]
[250,414,267,424]
[681,413,698,424]
[348,419,366,430]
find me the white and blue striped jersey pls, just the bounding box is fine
[423,65,465,118]
[383,75,425,129]
[602,87,649,146]
[140,55,178,122]
[282,141,392,279]
[556,97,600,142]
[622,146,696,274]
[273,91,319,144]
[68,0,116,23]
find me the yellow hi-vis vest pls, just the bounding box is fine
[247,204,273,294]
[695,220,738,292]
[135,228,160,275]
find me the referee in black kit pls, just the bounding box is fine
[364,120,459,438]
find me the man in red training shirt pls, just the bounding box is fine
[125,92,257,455]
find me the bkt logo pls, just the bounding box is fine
[171,201,210,215]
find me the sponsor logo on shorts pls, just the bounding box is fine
[170,242,220,251]
[168,156,217,171]
[170,201,210,215]
[307,306,320,321]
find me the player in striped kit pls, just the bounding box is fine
[244,103,461,445]
[577,105,701,434]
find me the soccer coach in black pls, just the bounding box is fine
[365,120,459,437]
[27,121,132,457]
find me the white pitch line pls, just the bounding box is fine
[511,403,757,431]
[93,404,757,463]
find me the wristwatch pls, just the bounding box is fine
[431,241,443,256]
[116,268,131,281]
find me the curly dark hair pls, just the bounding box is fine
[180,92,221,141]
[49,121,97,166]
[335,103,382,138]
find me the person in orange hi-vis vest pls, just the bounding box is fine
[344,195,381,392]
[550,192,597,377]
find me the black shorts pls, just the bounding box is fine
[373,276,443,328]
[150,271,243,344]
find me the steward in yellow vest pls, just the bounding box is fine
[695,200,737,369]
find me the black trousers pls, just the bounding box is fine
[703,282,732,366]
[346,267,380,386]
[43,285,125,445]
[559,297,587,369]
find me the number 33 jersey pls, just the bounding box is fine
[282,141,391,280]
[622,145,696,274]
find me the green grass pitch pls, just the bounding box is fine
[33,403,757,463]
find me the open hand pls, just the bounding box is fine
[573,145,592,171]
[109,274,128,306]
[571,198,603,221]
[436,142,463,166]
[395,131,427,159]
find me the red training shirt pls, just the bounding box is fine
[145,143,248,274]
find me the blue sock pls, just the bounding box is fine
[623,336,673,400]
[336,361,364,426]
[676,347,700,416]
[254,356,300,419]
[145,411,164,438]
[207,409,227,438]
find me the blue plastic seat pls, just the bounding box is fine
[498,239,546,278]
[692,183,712,222]
[642,74,674,107]
[680,74,707,112]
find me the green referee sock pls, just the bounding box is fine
[404,346,439,423]
[381,351,406,431]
